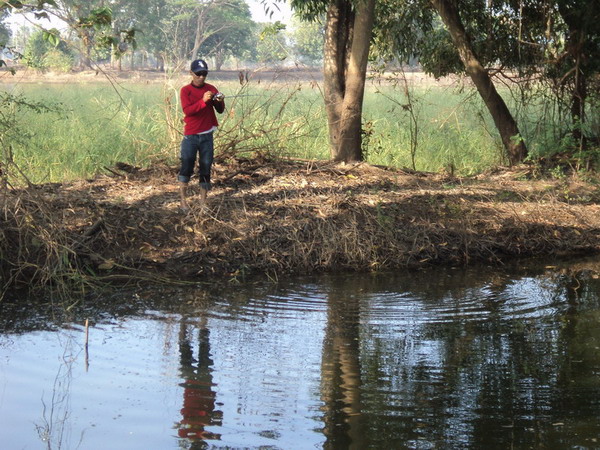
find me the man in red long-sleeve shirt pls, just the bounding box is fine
[178,59,225,211]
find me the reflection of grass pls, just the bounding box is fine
[35,334,78,449]
[4,80,550,183]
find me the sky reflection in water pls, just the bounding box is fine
[1,259,600,449]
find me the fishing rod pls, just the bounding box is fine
[214,93,263,101]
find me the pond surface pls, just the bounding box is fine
[1,258,600,449]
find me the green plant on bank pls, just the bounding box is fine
[0,92,98,299]
[2,78,600,185]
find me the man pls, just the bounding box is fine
[178,59,225,211]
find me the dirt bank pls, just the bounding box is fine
[5,156,600,287]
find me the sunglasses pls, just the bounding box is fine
[193,70,208,77]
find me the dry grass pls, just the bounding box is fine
[2,155,600,296]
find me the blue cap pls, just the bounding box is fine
[191,59,209,73]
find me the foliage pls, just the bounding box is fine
[22,29,73,71]
[198,0,255,69]
[256,21,289,64]
[21,29,51,69]
[372,0,600,159]
[43,47,74,72]
[7,82,524,182]
[289,15,324,65]
[0,8,10,47]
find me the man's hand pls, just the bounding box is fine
[202,91,213,102]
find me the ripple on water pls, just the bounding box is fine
[362,275,569,327]
[2,263,599,449]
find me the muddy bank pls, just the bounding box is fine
[3,157,600,290]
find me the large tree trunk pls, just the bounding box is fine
[323,0,376,162]
[431,0,527,165]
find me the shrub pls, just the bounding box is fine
[43,48,74,73]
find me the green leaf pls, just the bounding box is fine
[42,29,60,47]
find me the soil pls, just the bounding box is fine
[14,155,600,285]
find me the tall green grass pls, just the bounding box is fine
[1,77,583,183]
[3,83,170,182]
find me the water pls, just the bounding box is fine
[1,259,600,449]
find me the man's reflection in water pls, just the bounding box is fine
[177,317,222,445]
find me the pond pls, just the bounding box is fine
[1,258,600,449]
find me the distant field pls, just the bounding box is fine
[1,70,558,183]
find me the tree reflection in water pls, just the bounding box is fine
[1,260,600,449]
[320,278,366,449]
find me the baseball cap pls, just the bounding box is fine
[191,59,209,73]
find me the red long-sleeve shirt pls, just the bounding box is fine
[180,82,225,135]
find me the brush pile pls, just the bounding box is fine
[2,155,600,296]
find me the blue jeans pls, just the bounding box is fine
[178,132,214,190]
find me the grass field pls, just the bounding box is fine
[1,75,582,183]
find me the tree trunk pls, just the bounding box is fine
[110,43,116,69]
[431,0,527,165]
[215,52,224,71]
[190,8,209,60]
[320,280,365,448]
[323,0,375,162]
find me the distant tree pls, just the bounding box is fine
[20,29,73,71]
[256,21,288,64]
[1,7,15,72]
[198,0,255,70]
[22,29,53,69]
[38,1,113,68]
[0,9,10,47]
[289,15,324,65]
[131,0,170,70]
[10,25,33,55]
[1,2,109,69]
